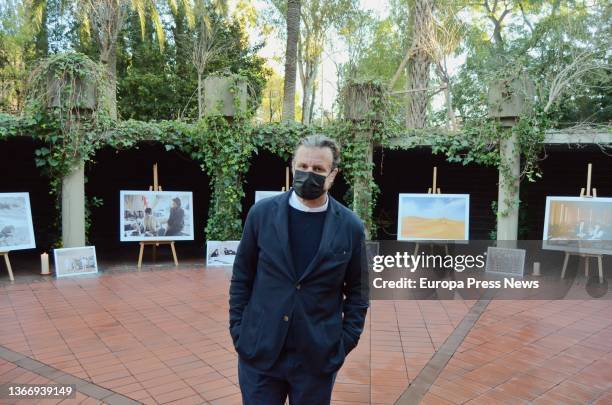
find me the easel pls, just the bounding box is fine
[281,167,290,192]
[560,163,604,283]
[0,251,14,281]
[137,163,179,268]
[413,167,450,257]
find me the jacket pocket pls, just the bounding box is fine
[235,306,262,358]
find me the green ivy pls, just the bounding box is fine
[0,58,562,245]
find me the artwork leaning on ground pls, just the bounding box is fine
[206,240,240,266]
[53,246,98,277]
[255,190,284,203]
[543,196,612,255]
[397,194,470,241]
[120,191,194,242]
[0,192,36,251]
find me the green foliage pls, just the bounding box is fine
[198,116,255,240]
[25,53,111,194]
[334,79,393,237]
[116,5,269,121]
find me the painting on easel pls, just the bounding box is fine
[543,196,612,255]
[120,191,194,242]
[0,193,36,251]
[397,194,470,241]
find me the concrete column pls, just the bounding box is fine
[497,131,520,243]
[61,163,86,247]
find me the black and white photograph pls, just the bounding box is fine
[53,246,98,277]
[120,191,194,242]
[206,240,240,266]
[255,190,283,204]
[0,192,36,251]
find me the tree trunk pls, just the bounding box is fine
[444,82,456,129]
[282,0,301,122]
[309,79,316,123]
[300,57,319,124]
[34,0,48,58]
[301,72,312,124]
[197,72,203,118]
[100,44,118,119]
[406,0,434,129]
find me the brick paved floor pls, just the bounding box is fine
[0,265,610,404]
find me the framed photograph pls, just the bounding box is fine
[543,196,612,255]
[255,190,283,203]
[397,193,470,241]
[0,192,36,252]
[206,240,240,266]
[53,246,98,277]
[120,191,194,242]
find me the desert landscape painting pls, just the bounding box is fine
[397,194,470,241]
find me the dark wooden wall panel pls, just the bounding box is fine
[522,145,612,240]
[0,138,56,252]
[86,142,210,260]
[373,147,499,240]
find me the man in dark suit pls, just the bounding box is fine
[229,135,369,404]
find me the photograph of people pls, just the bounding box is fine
[229,135,369,404]
[120,191,194,241]
[163,197,185,236]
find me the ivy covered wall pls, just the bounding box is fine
[2,53,609,249]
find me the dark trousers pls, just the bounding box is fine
[238,349,337,405]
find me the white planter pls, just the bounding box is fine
[204,75,248,117]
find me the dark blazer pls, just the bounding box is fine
[229,191,369,375]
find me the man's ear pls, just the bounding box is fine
[329,167,339,182]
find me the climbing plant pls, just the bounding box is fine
[25,52,112,195]
[335,79,394,237]
[0,54,576,245]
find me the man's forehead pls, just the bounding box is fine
[295,146,333,162]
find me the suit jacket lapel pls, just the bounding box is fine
[273,192,297,278]
[298,196,341,283]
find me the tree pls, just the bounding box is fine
[405,0,434,128]
[258,69,284,122]
[297,0,358,124]
[451,0,611,125]
[192,3,225,118]
[76,0,165,118]
[117,1,268,121]
[281,0,300,122]
[0,0,47,112]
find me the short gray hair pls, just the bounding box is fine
[293,134,341,170]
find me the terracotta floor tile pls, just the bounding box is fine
[541,377,603,403]
[2,267,611,405]
[153,386,199,404]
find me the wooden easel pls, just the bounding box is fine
[281,167,290,192]
[137,163,179,268]
[560,163,604,283]
[0,251,14,281]
[414,167,450,257]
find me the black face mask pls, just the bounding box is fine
[293,169,328,200]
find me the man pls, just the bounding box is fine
[229,135,369,404]
[164,197,184,236]
[143,207,159,236]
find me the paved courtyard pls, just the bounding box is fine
[0,265,611,404]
